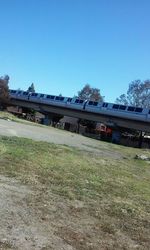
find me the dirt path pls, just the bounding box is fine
[0,119,102,151]
[0,119,121,159]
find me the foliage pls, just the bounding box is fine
[78,84,103,101]
[27,83,35,93]
[115,94,128,106]
[0,75,10,105]
[116,79,150,107]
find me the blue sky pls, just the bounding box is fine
[0,0,150,102]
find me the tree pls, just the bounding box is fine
[78,84,103,102]
[0,75,10,105]
[27,83,35,93]
[77,84,103,131]
[116,80,150,108]
[115,94,129,106]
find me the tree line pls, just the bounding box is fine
[116,80,150,108]
[0,75,150,108]
[78,80,150,108]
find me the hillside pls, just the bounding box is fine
[0,131,150,249]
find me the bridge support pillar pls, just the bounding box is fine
[138,131,143,148]
[43,115,52,126]
[112,130,121,144]
[77,119,81,134]
[43,114,63,127]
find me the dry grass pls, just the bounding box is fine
[0,111,40,126]
[0,111,22,121]
[0,135,150,249]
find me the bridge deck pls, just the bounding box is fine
[8,98,150,133]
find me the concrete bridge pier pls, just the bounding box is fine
[111,129,121,144]
[138,131,144,148]
[43,113,63,127]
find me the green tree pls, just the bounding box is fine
[78,84,103,102]
[0,75,10,105]
[27,83,35,93]
[116,80,150,108]
[115,94,128,106]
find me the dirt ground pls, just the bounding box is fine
[0,175,101,250]
[0,119,121,159]
[0,119,102,152]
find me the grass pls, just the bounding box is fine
[0,111,42,126]
[0,111,34,126]
[0,135,150,249]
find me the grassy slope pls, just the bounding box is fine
[0,136,150,249]
[0,111,33,126]
[0,111,40,125]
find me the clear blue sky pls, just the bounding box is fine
[0,0,150,102]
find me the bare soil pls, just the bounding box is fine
[0,175,102,250]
